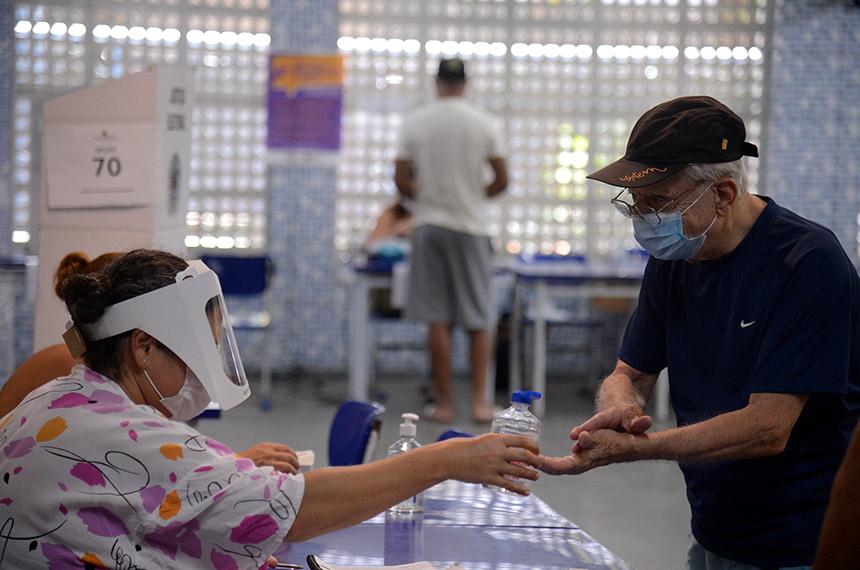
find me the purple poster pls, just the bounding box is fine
[267,54,343,150]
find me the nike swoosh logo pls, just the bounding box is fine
[740,320,756,328]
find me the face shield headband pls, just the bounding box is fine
[71,260,251,410]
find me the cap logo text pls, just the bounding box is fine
[721,138,728,150]
[619,166,668,184]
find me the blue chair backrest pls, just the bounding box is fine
[436,429,474,442]
[519,253,587,264]
[329,401,384,466]
[200,255,271,296]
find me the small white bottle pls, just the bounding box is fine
[387,413,424,513]
[488,390,542,494]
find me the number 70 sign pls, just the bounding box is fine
[92,156,122,177]
[44,124,158,209]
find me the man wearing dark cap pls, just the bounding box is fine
[539,96,860,569]
[394,58,508,424]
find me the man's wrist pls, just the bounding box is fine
[627,432,657,462]
[597,401,646,418]
[595,389,645,413]
[596,373,648,412]
[597,398,630,412]
[630,429,673,462]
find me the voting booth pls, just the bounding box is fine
[34,65,193,350]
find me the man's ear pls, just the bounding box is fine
[713,178,739,216]
[128,329,156,369]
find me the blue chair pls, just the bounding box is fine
[329,401,386,466]
[197,402,222,420]
[436,429,474,442]
[200,255,275,411]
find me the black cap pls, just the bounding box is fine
[587,96,759,188]
[437,58,466,81]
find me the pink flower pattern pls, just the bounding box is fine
[0,365,303,568]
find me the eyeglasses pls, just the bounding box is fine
[610,183,710,226]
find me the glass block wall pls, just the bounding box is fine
[10,0,271,252]
[336,0,772,260]
[1,1,12,258]
[766,0,860,262]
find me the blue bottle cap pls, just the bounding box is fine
[512,390,542,404]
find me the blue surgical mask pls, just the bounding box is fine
[632,186,717,261]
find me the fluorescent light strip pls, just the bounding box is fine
[337,37,763,62]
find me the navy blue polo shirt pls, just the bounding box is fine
[620,197,860,567]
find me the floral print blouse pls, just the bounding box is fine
[0,365,304,569]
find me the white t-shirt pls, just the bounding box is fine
[396,98,506,237]
[0,365,304,569]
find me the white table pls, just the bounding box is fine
[347,264,501,406]
[508,260,645,417]
[274,480,630,569]
[348,261,669,423]
[348,266,395,402]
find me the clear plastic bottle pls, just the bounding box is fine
[487,390,542,494]
[387,413,424,513]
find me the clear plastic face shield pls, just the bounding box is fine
[71,260,251,409]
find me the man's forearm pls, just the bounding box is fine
[596,372,648,412]
[632,406,790,463]
[485,157,507,197]
[485,178,507,198]
[396,182,416,199]
[394,160,416,199]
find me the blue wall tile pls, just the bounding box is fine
[266,0,343,371]
[0,0,12,257]
[766,0,860,261]
[0,0,17,380]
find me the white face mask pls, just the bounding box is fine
[143,367,211,421]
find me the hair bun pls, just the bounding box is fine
[54,252,91,300]
[62,272,111,325]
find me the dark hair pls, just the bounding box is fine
[437,58,466,82]
[61,249,188,378]
[54,251,122,300]
[392,202,411,219]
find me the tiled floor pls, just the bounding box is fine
[201,373,690,570]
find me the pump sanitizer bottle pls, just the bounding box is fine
[387,413,424,513]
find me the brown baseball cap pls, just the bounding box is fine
[587,96,759,188]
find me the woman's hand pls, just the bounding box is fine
[238,442,300,474]
[441,433,541,495]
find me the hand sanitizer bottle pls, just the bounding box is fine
[487,390,542,494]
[387,413,424,513]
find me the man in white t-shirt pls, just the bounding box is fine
[394,58,508,424]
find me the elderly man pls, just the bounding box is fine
[540,96,860,569]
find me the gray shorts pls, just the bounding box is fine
[406,225,493,331]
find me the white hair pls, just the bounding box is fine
[672,159,748,194]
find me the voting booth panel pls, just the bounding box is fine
[34,65,193,350]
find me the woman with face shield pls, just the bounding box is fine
[0,249,539,569]
[0,252,301,475]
